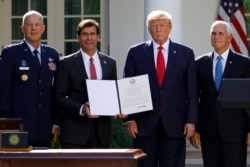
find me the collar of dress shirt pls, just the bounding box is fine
[213,48,230,62]
[152,39,170,52]
[24,39,41,54]
[81,49,98,62]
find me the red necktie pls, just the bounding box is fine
[90,58,97,79]
[156,46,165,86]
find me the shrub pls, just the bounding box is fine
[110,118,133,148]
[50,117,133,148]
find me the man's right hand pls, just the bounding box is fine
[189,131,201,149]
[82,102,99,118]
[125,121,138,139]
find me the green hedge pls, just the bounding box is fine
[110,118,133,148]
[50,117,132,148]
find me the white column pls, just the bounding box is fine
[144,0,183,43]
[109,0,144,78]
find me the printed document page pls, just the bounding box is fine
[117,74,153,115]
[86,74,153,116]
[86,80,120,116]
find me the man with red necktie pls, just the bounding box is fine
[54,19,126,148]
[123,10,198,167]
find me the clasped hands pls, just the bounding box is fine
[82,102,127,119]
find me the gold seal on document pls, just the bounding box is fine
[21,74,28,81]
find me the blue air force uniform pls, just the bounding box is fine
[0,40,59,144]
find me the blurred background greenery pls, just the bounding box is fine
[50,118,133,148]
[110,118,133,148]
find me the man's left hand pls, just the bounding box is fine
[51,125,59,144]
[184,123,195,140]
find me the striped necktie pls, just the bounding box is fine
[90,57,97,79]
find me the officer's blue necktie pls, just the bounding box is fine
[215,56,223,90]
[33,49,40,65]
[33,49,41,73]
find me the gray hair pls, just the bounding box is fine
[147,10,172,28]
[210,20,233,35]
[22,10,44,25]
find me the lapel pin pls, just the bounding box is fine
[173,50,177,54]
[104,61,107,64]
[229,61,232,64]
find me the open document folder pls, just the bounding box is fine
[86,74,153,116]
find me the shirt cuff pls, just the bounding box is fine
[79,104,84,116]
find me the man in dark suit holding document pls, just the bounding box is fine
[54,19,125,148]
[123,10,198,167]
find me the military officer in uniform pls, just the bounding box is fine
[0,10,59,147]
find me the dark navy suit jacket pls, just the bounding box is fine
[54,51,117,146]
[196,50,250,143]
[123,40,198,137]
[0,40,59,142]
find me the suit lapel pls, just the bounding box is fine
[21,41,40,74]
[164,41,188,86]
[222,50,234,78]
[98,53,108,79]
[40,46,47,76]
[164,41,176,85]
[207,52,218,93]
[74,51,88,79]
[144,41,159,86]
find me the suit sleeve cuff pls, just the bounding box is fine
[79,104,84,116]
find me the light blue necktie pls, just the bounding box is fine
[215,56,223,90]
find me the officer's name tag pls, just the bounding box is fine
[19,67,29,70]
